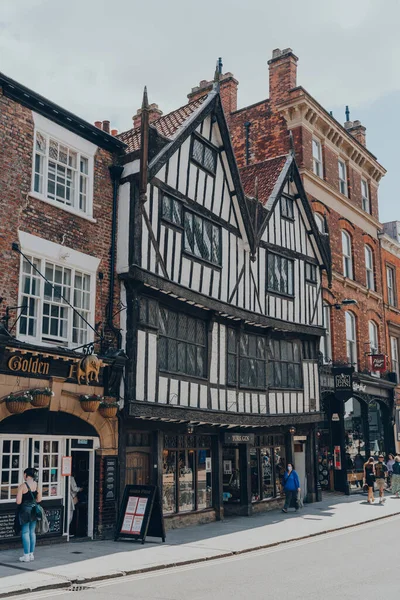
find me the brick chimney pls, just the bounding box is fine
[268,48,298,105]
[133,103,163,129]
[344,119,366,147]
[187,72,239,115]
[102,120,110,134]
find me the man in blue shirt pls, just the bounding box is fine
[282,463,301,513]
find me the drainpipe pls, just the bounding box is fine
[108,164,124,349]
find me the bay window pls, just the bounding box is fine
[19,255,93,347]
[33,129,92,216]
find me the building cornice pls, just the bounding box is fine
[277,92,385,184]
[301,169,383,233]
[381,233,400,258]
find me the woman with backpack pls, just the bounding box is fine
[15,468,42,562]
[281,463,301,513]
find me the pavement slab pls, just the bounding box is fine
[0,492,399,597]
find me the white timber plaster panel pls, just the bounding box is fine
[147,333,157,402]
[116,182,130,273]
[180,381,189,407]
[122,160,139,178]
[200,385,207,409]
[158,377,168,404]
[136,330,146,401]
[210,323,219,384]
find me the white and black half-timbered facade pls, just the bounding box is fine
[116,82,331,525]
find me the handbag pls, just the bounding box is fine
[36,506,50,534]
[363,483,369,492]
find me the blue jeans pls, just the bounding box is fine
[21,521,36,555]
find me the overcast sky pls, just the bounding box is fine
[1,0,398,222]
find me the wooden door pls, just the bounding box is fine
[125,452,150,486]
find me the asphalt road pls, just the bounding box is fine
[16,515,400,600]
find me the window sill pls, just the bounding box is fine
[266,289,295,300]
[182,250,222,270]
[159,369,208,383]
[16,335,90,353]
[29,192,97,223]
[269,387,304,392]
[164,507,214,518]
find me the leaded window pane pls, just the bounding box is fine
[268,339,303,389]
[191,136,217,174]
[159,307,207,378]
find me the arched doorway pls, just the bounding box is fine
[0,410,99,540]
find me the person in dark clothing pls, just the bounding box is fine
[282,464,300,513]
[364,457,376,504]
[16,468,42,562]
[392,456,400,497]
[375,455,388,504]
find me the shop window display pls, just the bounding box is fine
[223,447,241,503]
[162,436,212,514]
[344,397,366,490]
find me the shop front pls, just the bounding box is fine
[319,367,396,494]
[0,341,122,545]
[124,411,321,528]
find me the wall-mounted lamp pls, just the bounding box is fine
[187,424,194,435]
[334,299,357,310]
[289,426,296,436]
[316,429,322,439]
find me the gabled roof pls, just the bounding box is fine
[240,155,290,207]
[241,153,332,281]
[117,95,208,154]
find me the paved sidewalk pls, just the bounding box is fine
[1,492,399,597]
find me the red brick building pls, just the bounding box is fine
[381,223,400,452]
[0,72,126,543]
[188,49,396,492]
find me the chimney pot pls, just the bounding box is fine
[94,121,102,129]
[102,120,110,134]
[111,129,118,136]
[268,47,298,105]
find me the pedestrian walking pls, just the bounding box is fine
[363,457,376,504]
[281,463,300,513]
[392,456,400,497]
[386,454,395,489]
[15,468,42,562]
[375,455,388,504]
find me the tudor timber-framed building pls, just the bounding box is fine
[117,81,331,527]
[186,49,397,495]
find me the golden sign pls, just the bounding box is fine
[68,354,102,384]
[8,355,50,375]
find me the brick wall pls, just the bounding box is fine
[0,88,120,349]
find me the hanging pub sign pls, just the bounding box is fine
[369,354,387,372]
[333,367,354,400]
[115,485,165,544]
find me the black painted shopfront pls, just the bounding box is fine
[123,408,321,526]
[318,367,396,494]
